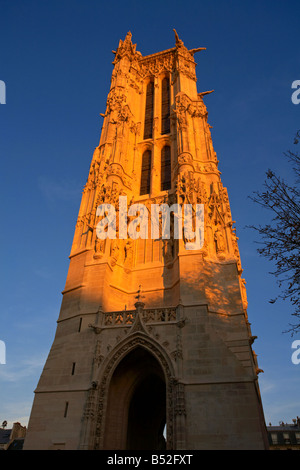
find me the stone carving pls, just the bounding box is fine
[103,307,177,327]
[172,378,186,416]
[178,152,193,166]
[195,178,208,204]
[175,91,211,120]
[104,163,133,190]
[174,94,188,130]
[106,89,127,115]
[94,340,104,368]
[176,171,195,204]
[95,182,124,207]
[240,277,248,310]
[112,31,139,64]
[124,238,134,271]
[82,382,98,422]
[129,121,141,135]
[188,98,207,118]
[110,239,120,266]
[208,190,224,226]
[94,237,105,258]
[88,324,102,335]
[139,53,174,78]
[214,226,226,253]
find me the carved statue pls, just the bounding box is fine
[214,227,225,253]
[124,239,134,268]
[110,239,119,265]
[95,237,105,256]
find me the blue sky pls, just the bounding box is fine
[0,0,299,429]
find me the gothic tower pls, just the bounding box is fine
[24,31,268,450]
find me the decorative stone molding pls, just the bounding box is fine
[103,306,177,327]
[112,31,139,64]
[91,334,176,449]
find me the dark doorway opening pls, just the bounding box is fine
[127,373,166,450]
[103,347,166,450]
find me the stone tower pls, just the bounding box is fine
[24,31,268,450]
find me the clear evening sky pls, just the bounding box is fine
[0,0,299,428]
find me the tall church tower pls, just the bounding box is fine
[24,31,268,450]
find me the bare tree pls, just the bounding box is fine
[249,131,300,335]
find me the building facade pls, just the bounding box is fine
[0,422,26,450]
[24,31,268,450]
[268,419,300,450]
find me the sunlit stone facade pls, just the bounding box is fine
[24,31,268,450]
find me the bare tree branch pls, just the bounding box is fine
[248,131,300,335]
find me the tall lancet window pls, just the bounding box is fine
[161,145,171,191]
[144,80,154,139]
[161,77,170,135]
[140,150,151,195]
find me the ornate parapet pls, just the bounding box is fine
[103,306,177,327]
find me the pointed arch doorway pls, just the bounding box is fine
[103,346,167,450]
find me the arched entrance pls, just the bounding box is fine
[103,347,167,450]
